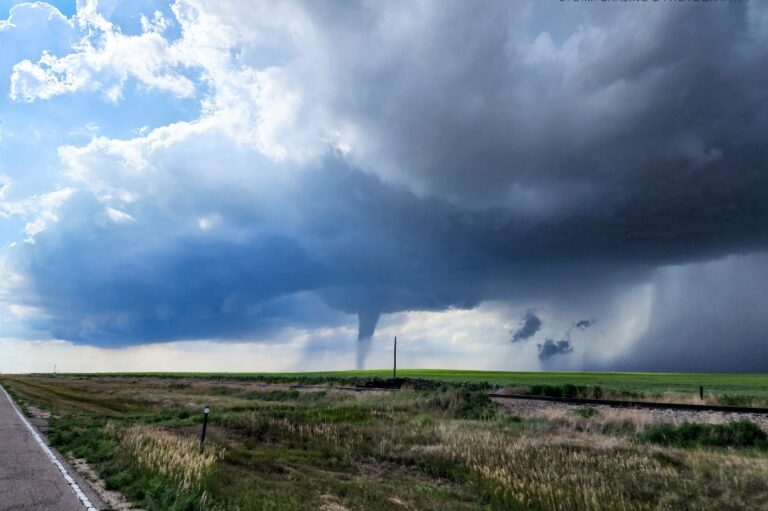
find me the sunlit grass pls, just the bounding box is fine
[109,422,224,493]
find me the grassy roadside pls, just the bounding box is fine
[2,374,768,510]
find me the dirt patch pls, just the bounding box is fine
[25,404,55,431]
[71,458,143,511]
[26,404,52,419]
[357,460,405,481]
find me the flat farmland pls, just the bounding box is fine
[1,372,767,511]
[77,369,768,406]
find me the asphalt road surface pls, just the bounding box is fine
[0,386,98,511]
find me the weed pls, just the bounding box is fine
[641,420,768,450]
[117,424,224,492]
[574,407,598,419]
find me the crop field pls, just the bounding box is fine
[1,372,767,511]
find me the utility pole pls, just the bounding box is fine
[393,336,397,380]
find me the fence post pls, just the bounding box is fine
[200,406,210,453]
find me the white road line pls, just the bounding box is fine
[0,385,98,511]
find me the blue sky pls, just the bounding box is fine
[1,0,767,373]
[1,1,75,17]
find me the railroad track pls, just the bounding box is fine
[488,393,768,415]
[247,382,768,414]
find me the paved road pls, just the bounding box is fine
[0,387,96,511]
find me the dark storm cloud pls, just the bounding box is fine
[302,1,768,218]
[13,193,345,345]
[299,1,768,266]
[9,163,489,345]
[5,1,768,372]
[538,340,573,361]
[511,311,542,342]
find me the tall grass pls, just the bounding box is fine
[641,420,768,450]
[222,406,768,510]
[104,421,225,506]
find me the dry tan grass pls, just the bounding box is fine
[495,385,529,395]
[416,423,660,510]
[423,422,768,511]
[387,496,410,508]
[318,494,350,511]
[595,408,652,431]
[105,422,224,496]
[528,405,654,433]
[223,398,768,508]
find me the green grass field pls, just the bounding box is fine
[69,369,768,405]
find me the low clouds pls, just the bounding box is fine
[509,311,596,363]
[538,319,596,363]
[511,311,542,343]
[538,340,573,362]
[0,0,767,371]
